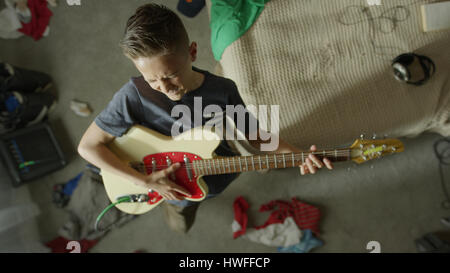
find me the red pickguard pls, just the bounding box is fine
[143,152,205,204]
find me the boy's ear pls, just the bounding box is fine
[189,42,198,62]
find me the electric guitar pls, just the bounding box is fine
[101,125,404,215]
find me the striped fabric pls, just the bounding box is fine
[255,197,321,235]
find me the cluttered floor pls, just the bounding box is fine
[0,0,449,253]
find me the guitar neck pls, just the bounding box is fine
[193,149,351,175]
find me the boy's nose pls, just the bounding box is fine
[158,80,175,93]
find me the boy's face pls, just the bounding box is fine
[132,42,199,101]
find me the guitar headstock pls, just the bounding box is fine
[349,137,404,164]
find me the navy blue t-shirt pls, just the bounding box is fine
[94,66,258,196]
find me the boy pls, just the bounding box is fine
[77,4,333,234]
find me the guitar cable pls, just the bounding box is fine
[94,196,133,232]
[95,193,150,232]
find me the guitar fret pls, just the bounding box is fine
[259,155,262,170]
[201,160,206,175]
[291,153,295,167]
[208,160,212,175]
[195,161,200,175]
[244,156,248,170]
[212,159,217,174]
[227,158,231,172]
[232,157,236,172]
[222,158,226,174]
[282,154,286,168]
[251,156,255,171]
[302,152,304,164]
[216,159,221,173]
[274,154,277,168]
[238,157,242,171]
[266,154,269,169]
[335,149,337,159]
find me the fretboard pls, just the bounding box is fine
[192,149,350,176]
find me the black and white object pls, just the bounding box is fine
[391,53,436,86]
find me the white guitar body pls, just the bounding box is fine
[101,125,221,215]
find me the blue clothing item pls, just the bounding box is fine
[277,229,324,253]
[62,172,83,196]
[5,94,20,112]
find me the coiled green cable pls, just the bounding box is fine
[95,196,132,232]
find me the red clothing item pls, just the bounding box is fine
[232,196,249,238]
[255,197,321,235]
[19,0,53,40]
[232,196,321,239]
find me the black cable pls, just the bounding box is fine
[335,1,427,59]
[433,137,450,210]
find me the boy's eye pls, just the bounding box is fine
[147,74,177,83]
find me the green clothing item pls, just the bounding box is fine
[210,0,270,61]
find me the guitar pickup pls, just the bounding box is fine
[184,154,193,181]
[166,156,176,181]
[151,158,156,173]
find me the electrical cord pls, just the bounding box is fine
[434,137,450,210]
[335,1,427,59]
[94,196,133,232]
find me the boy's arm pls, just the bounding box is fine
[77,122,190,200]
[77,121,149,187]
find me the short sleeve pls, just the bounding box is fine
[94,82,141,137]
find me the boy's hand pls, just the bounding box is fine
[146,162,191,200]
[299,145,333,175]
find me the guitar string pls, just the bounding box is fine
[136,150,353,173]
[139,150,351,167]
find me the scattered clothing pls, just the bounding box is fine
[18,0,53,40]
[70,100,92,117]
[232,196,322,249]
[256,197,321,236]
[277,229,324,253]
[232,195,249,239]
[57,166,136,241]
[244,217,301,247]
[52,172,82,208]
[15,0,32,23]
[0,0,24,39]
[210,0,270,60]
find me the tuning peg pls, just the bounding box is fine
[372,133,377,139]
[360,134,365,140]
